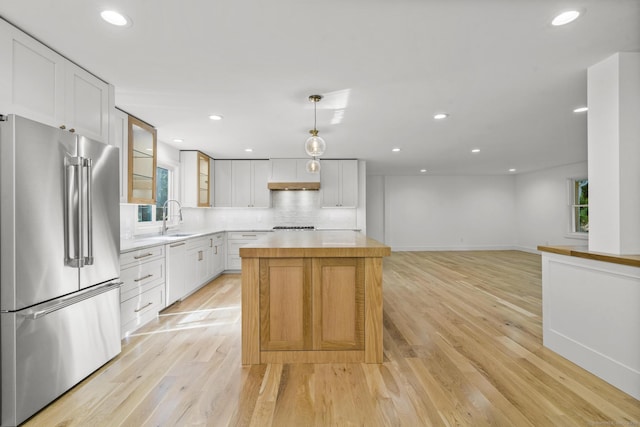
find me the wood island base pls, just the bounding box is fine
[240,231,390,365]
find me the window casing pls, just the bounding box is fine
[136,164,176,232]
[571,178,589,234]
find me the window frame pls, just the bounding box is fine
[134,159,179,234]
[566,177,589,240]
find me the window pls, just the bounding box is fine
[138,166,171,223]
[571,178,588,233]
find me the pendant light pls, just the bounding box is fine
[306,157,321,173]
[305,95,326,157]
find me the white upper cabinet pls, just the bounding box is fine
[320,160,358,208]
[180,151,213,208]
[213,160,232,207]
[64,63,111,142]
[0,19,111,143]
[232,160,270,208]
[270,158,320,183]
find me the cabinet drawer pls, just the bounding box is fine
[227,232,268,240]
[120,245,164,268]
[120,257,165,303]
[186,236,208,251]
[120,284,164,337]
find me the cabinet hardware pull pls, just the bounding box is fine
[170,242,186,247]
[242,234,256,237]
[134,302,153,312]
[198,250,203,261]
[59,124,66,130]
[134,274,153,282]
[134,252,153,259]
[214,246,218,255]
[69,128,75,133]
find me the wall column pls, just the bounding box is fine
[587,52,640,254]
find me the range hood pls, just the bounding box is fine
[267,182,320,191]
[268,158,321,191]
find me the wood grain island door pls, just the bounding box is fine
[260,258,312,350]
[313,258,365,350]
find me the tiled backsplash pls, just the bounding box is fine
[206,191,357,230]
[121,190,358,240]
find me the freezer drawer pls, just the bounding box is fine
[1,286,121,427]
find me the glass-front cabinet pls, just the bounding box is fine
[128,116,157,204]
[198,152,210,207]
[180,150,213,208]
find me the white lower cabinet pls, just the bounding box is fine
[166,241,187,306]
[226,231,270,270]
[186,237,210,295]
[208,232,226,277]
[119,245,166,338]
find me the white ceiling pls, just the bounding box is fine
[0,0,638,175]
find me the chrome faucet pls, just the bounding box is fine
[162,199,183,235]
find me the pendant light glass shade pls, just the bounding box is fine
[305,132,326,157]
[305,94,326,158]
[306,158,321,173]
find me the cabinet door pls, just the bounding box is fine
[312,258,364,350]
[185,246,207,295]
[260,258,312,351]
[64,63,110,143]
[231,160,252,207]
[339,160,359,208]
[128,116,157,204]
[0,20,65,127]
[197,152,211,207]
[214,242,225,274]
[251,160,271,208]
[166,242,186,305]
[320,160,341,207]
[214,160,232,207]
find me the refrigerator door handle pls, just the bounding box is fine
[20,281,123,320]
[84,157,94,265]
[64,156,84,268]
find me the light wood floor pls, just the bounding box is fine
[25,251,640,426]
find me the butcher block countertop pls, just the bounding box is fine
[239,230,391,258]
[538,245,640,268]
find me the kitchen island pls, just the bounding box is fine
[240,231,391,364]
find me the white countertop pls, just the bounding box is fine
[120,228,273,253]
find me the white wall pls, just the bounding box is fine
[382,175,517,251]
[367,162,588,252]
[515,162,588,252]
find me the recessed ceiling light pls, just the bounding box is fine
[420,169,427,173]
[172,138,184,143]
[392,148,401,152]
[573,106,588,113]
[433,113,449,120]
[209,114,224,121]
[100,10,130,27]
[508,168,517,172]
[471,148,481,153]
[552,10,580,26]
[244,148,253,152]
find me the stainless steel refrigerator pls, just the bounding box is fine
[0,114,121,426]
